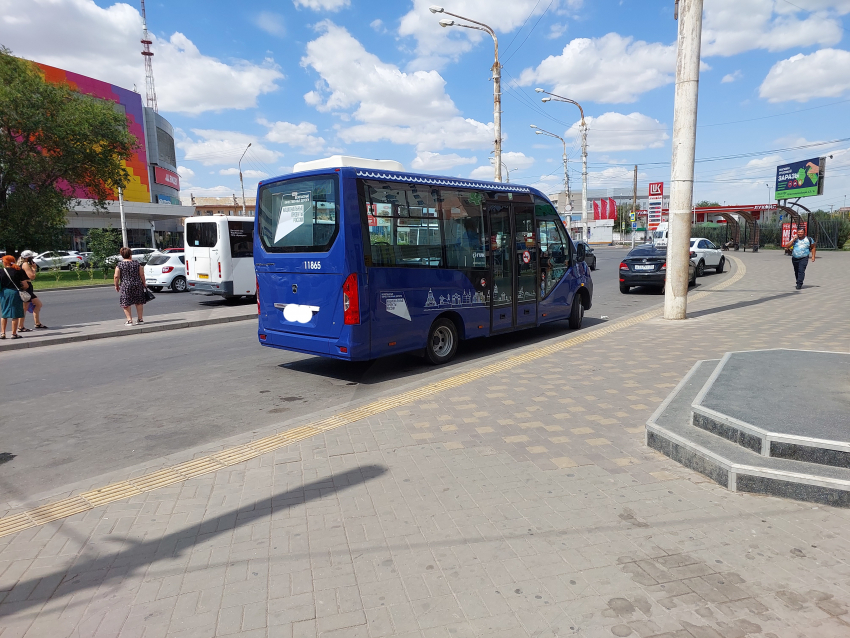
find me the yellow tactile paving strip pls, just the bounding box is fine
[0,258,745,539]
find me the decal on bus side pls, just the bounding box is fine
[380,292,411,321]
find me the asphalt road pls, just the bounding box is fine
[1,247,731,502]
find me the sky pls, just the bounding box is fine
[2,0,850,211]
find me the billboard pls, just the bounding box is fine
[775,157,825,200]
[648,183,664,231]
[33,62,151,203]
[154,166,180,190]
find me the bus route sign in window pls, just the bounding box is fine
[228,221,254,258]
[258,175,339,253]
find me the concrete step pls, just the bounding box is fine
[690,349,850,470]
[646,359,850,507]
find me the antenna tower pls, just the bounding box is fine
[140,0,158,112]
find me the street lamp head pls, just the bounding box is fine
[534,88,544,93]
[439,18,454,27]
[535,130,543,135]
[541,97,551,102]
[247,142,252,148]
[529,124,538,129]
[429,5,444,13]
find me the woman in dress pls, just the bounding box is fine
[16,250,48,331]
[1,254,30,339]
[114,247,148,325]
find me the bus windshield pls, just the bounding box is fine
[257,175,339,253]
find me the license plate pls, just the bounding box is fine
[146,279,156,284]
[198,274,209,279]
[633,264,654,271]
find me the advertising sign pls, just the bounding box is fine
[775,158,824,200]
[154,166,180,190]
[649,182,664,197]
[647,183,664,231]
[781,222,807,246]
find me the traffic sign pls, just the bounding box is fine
[631,222,637,229]
[629,212,636,222]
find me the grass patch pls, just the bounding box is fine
[31,269,114,290]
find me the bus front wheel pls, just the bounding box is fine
[568,294,584,330]
[425,318,458,365]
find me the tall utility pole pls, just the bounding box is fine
[140,0,158,112]
[118,187,128,247]
[631,165,638,248]
[536,89,587,239]
[530,125,569,214]
[431,6,501,182]
[665,0,703,320]
[239,143,252,216]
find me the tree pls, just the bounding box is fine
[86,227,120,273]
[695,200,720,207]
[0,48,137,253]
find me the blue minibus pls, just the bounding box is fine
[254,157,593,364]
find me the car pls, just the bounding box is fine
[619,243,696,294]
[575,241,597,271]
[143,252,187,292]
[689,238,725,276]
[33,250,86,270]
[157,247,184,254]
[105,247,157,265]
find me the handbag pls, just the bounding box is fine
[144,288,156,302]
[3,268,31,303]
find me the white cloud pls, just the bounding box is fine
[301,21,493,152]
[399,0,582,68]
[177,129,282,166]
[293,0,349,11]
[759,49,850,102]
[565,112,669,152]
[518,33,676,104]
[261,120,328,154]
[469,166,497,180]
[547,23,568,40]
[176,166,195,180]
[701,0,844,57]
[410,152,477,172]
[0,0,283,114]
[219,168,269,178]
[499,151,535,171]
[721,70,743,83]
[253,11,285,37]
[370,19,386,33]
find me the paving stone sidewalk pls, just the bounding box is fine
[1,251,849,638]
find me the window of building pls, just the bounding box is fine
[156,127,177,167]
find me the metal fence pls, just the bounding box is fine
[693,220,849,250]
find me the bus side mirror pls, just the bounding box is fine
[576,243,587,262]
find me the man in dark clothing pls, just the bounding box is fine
[783,226,816,289]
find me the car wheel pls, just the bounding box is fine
[716,257,725,273]
[689,269,696,287]
[171,276,187,293]
[425,318,459,365]
[149,286,163,293]
[696,260,705,277]
[590,257,597,271]
[568,294,584,329]
[619,283,630,294]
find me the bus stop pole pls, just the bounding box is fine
[118,187,128,248]
[664,0,703,320]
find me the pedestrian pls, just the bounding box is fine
[114,247,148,325]
[16,250,48,331]
[1,255,31,339]
[783,226,816,290]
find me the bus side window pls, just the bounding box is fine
[441,189,485,270]
[537,218,569,297]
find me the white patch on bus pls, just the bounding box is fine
[380,291,411,321]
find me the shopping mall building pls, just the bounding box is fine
[34,62,195,250]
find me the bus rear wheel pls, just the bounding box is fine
[425,318,458,365]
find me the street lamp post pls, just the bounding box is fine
[431,6,501,182]
[536,89,586,239]
[239,143,252,216]
[530,125,570,215]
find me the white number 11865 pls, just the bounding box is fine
[303,261,321,270]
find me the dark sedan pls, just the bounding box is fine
[575,241,597,271]
[619,244,695,293]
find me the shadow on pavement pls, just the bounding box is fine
[0,464,387,618]
[687,292,796,319]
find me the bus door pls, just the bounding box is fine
[488,202,538,332]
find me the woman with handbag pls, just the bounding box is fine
[114,246,148,326]
[1,254,31,339]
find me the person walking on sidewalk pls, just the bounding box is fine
[783,226,816,290]
[16,250,48,331]
[1,255,31,339]
[114,247,147,325]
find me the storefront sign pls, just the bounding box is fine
[154,166,180,190]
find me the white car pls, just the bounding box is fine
[33,250,86,270]
[105,247,157,265]
[689,238,725,276]
[144,252,187,292]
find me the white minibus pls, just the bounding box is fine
[185,216,256,299]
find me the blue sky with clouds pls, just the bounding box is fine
[2,0,849,210]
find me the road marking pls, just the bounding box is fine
[0,257,746,539]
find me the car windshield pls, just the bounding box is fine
[147,255,170,266]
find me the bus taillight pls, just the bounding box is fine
[218,262,222,278]
[256,277,260,314]
[342,273,360,325]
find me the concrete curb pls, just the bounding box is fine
[34,283,115,292]
[0,312,257,352]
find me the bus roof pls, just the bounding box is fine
[293,156,404,172]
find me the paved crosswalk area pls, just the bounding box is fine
[1,251,849,638]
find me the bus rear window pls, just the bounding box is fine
[228,221,254,258]
[187,223,218,247]
[258,175,339,253]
